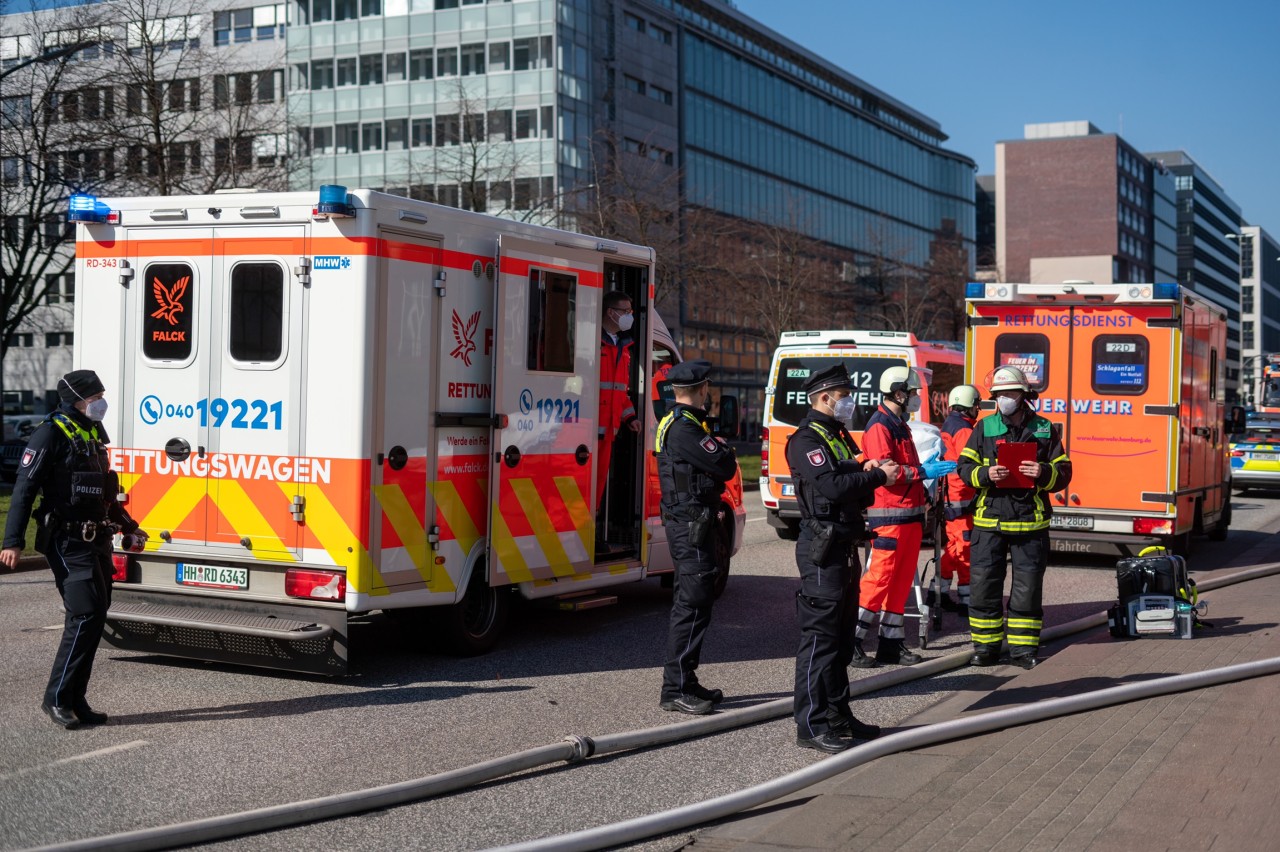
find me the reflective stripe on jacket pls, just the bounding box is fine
[940,410,977,518]
[956,409,1072,533]
[599,332,635,438]
[861,404,927,528]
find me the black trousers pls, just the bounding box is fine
[43,533,113,709]
[969,528,1048,658]
[793,533,859,738]
[661,520,719,700]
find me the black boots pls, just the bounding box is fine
[851,639,880,669]
[874,638,923,666]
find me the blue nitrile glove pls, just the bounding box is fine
[921,460,957,480]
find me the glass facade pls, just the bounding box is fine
[682,33,974,267]
[287,0,561,211]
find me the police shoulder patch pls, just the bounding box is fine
[807,448,827,467]
[700,436,719,453]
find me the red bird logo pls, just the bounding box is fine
[150,275,189,326]
[450,309,481,366]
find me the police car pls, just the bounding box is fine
[1230,417,1280,493]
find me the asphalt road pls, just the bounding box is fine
[2,491,1279,851]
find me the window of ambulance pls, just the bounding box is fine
[772,356,906,432]
[1091,335,1149,394]
[994,333,1050,392]
[924,359,965,424]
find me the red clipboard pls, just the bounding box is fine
[996,442,1037,488]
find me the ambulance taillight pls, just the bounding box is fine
[760,426,770,477]
[285,568,347,601]
[110,553,134,583]
[1132,517,1175,536]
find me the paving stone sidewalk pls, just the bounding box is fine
[692,556,1280,852]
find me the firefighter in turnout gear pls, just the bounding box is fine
[786,363,898,754]
[855,366,956,666]
[957,366,1071,670]
[0,371,147,728]
[655,360,737,715]
[934,384,982,615]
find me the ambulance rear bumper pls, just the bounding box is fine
[104,588,348,675]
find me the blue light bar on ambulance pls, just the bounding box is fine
[1153,282,1179,300]
[67,194,118,224]
[965,282,985,299]
[315,184,355,218]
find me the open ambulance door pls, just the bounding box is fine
[488,236,602,586]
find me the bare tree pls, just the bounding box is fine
[1,0,288,417]
[401,76,531,216]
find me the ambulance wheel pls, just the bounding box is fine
[1208,498,1231,542]
[712,523,731,599]
[1164,529,1192,558]
[439,568,509,656]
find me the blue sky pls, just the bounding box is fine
[733,0,1280,237]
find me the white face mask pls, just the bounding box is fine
[86,398,109,421]
[615,310,634,333]
[997,396,1021,416]
[905,395,922,415]
[832,395,856,426]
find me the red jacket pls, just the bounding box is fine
[599,332,636,439]
[861,403,927,528]
[940,410,977,518]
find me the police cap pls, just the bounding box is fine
[802,363,853,396]
[668,359,713,388]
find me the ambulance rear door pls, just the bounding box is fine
[1065,303,1177,515]
[488,236,601,585]
[122,226,308,557]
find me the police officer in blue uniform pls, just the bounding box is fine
[0,370,146,728]
[786,363,899,753]
[655,359,737,715]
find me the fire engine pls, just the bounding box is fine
[965,280,1242,557]
[66,187,745,674]
[1257,353,1280,415]
[758,330,964,539]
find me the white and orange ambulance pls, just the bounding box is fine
[758,330,964,539]
[964,280,1238,557]
[66,187,745,674]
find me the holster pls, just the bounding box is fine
[33,505,52,554]
[804,519,836,563]
[687,506,714,548]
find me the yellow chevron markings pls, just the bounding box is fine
[289,481,383,595]
[429,478,483,561]
[553,474,593,558]
[491,499,533,583]
[213,479,295,563]
[135,477,204,550]
[511,478,575,578]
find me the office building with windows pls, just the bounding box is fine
[995,121,1178,287]
[285,0,977,414]
[1144,150,1245,401]
[1235,225,1280,407]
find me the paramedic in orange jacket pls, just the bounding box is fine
[935,384,982,615]
[855,366,956,666]
[597,290,640,510]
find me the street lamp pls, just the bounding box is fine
[0,41,96,81]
